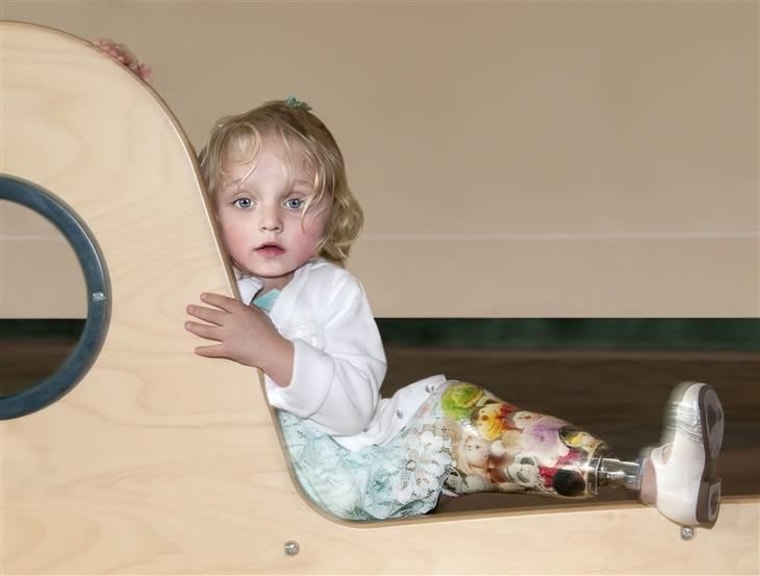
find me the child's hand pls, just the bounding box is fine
[185,293,294,386]
[91,38,153,82]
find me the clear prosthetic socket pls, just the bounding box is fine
[441,381,641,499]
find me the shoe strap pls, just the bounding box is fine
[665,402,703,443]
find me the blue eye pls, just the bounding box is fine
[233,198,253,209]
[284,198,305,210]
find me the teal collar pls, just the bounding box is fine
[252,289,280,314]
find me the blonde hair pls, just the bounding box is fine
[199,99,363,265]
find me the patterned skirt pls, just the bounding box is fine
[276,384,454,521]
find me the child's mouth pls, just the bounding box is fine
[256,243,285,257]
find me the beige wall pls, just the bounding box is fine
[1,1,758,318]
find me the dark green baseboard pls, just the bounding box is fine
[377,318,760,351]
[2,318,759,351]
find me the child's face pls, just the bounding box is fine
[215,140,328,291]
[508,458,538,486]
[512,410,539,429]
[463,437,489,467]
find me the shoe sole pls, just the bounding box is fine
[690,383,724,528]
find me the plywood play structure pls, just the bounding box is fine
[1,21,758,575]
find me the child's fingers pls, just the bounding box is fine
[184,320,222,340]
[185,304,227,325]
[136,63,153,81]
[193,344,227,358]
[92,38,115,50]
[91,38,152,83]
[199,292,241,311]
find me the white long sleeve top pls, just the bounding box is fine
[238,259,446,450]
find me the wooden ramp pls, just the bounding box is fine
[1,21,757,575]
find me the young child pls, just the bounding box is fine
[183,99,724,526]
[99,42,725,527]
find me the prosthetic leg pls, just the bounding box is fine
[440,380,724,528]
[440,380,638,498]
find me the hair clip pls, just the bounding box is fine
[285,95,312,111]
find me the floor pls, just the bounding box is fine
[2,338,758,516]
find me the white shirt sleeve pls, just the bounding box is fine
[266,268,386,437]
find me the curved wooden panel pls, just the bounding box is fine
[1,21,757,575]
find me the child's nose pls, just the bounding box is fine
[259,205,283,232]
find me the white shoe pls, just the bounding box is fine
[649,382,724,528]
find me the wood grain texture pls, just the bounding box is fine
[1,22,757,575]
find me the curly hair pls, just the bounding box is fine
[198,100,363,266]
